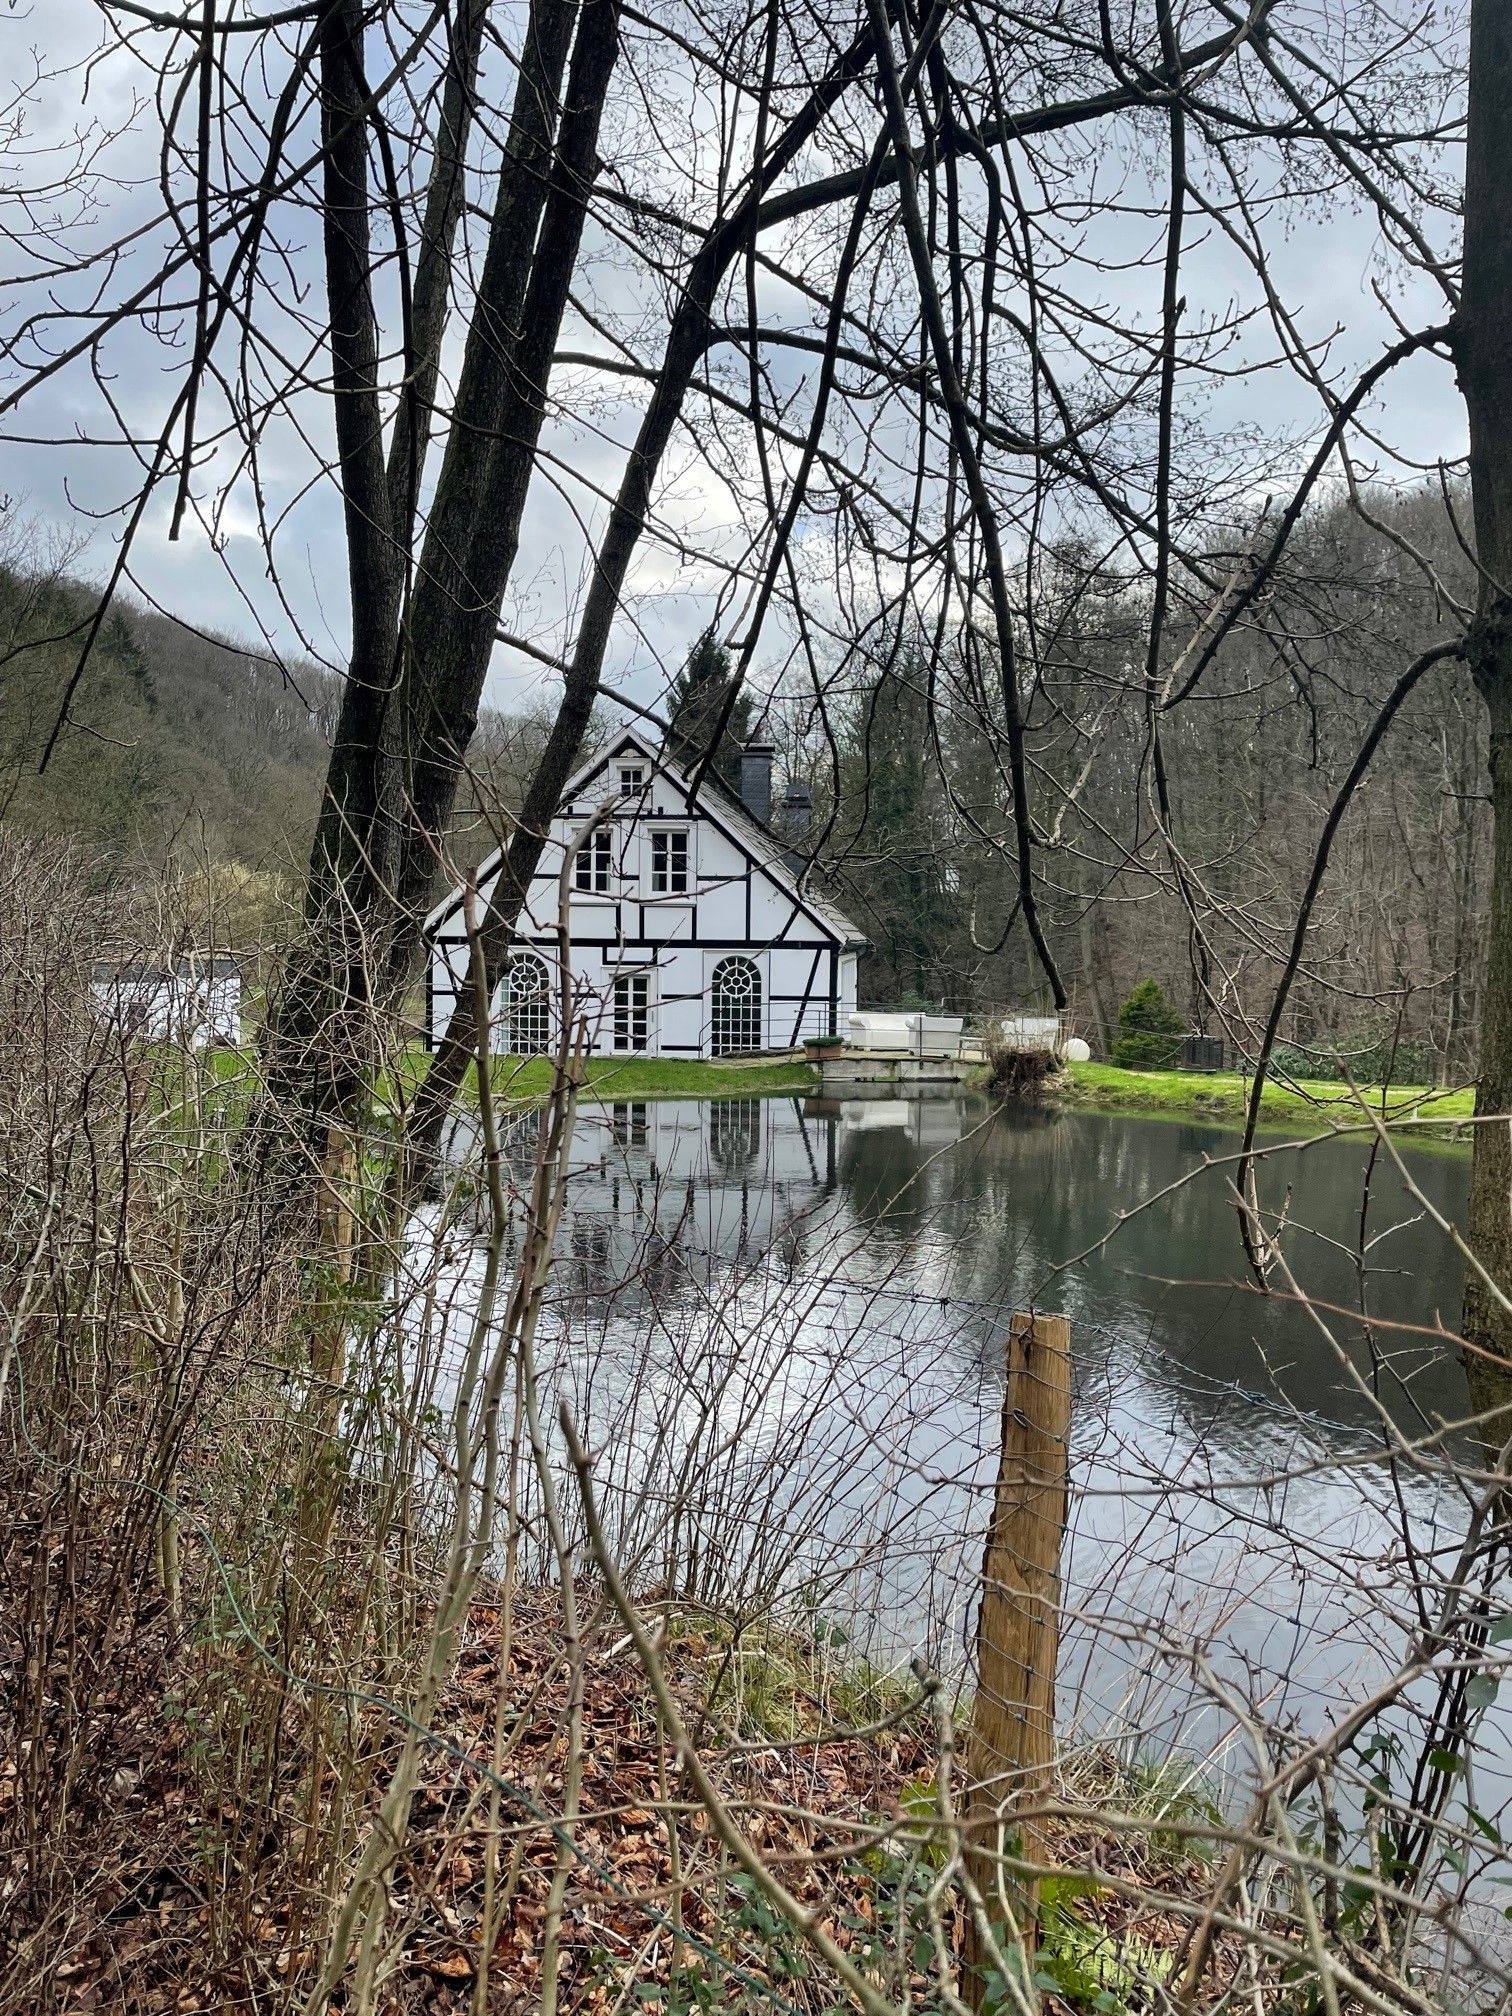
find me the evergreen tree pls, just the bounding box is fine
[105,608,157,710]
[839,649,962,1006]
[666,628,752,787]
[1109,979,1185,1070]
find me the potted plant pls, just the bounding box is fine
[803,1030,845,1064]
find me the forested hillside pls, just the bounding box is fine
[0,557,559,905]
[0,559,337,873]
[1,480,1487,1085]
[796,484,1488,1080]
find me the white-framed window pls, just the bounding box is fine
[710,955,762,1055]
[503,950,551,1056]
[618,762,646,795]
[611,970,651,1053]
[649,826,690,896]
[573,826,613,894]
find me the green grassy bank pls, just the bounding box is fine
[1057,1058,1474,1133]
[228,1040,1473,1136]
[393,1049,818,1105]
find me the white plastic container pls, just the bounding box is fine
[911,1014,965,1058]
[996,1013,1062,1055]
[847,1012,916,1053]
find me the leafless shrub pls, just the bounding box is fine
[0,841,414,2011]
[983,1036,1060,1102]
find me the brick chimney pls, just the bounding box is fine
[738,742,775,826]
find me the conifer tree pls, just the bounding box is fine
[665,629,753,788]
[1110,979,1185,1071]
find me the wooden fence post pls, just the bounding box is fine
[963,1310,1072,2008]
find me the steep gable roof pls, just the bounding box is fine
[425,728,866,949]
[681,752,864,948]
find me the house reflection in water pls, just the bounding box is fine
[442,1086,1472,1447]
[443,1088,987,1318]
[546,1095,843,1309]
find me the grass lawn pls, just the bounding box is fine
[396,1049,818,1105]
[207,1042,1473,1135]
[1060,1058,1474,1133]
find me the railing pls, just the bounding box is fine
[1180,1032,1225,1072]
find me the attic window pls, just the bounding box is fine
[618,763,645,795]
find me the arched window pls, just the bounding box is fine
[709,1097,762,1170]
[710,956,762,1056]
[504,950,551,1056]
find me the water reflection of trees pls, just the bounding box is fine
[855,1101,1469,1436]
[484,1093,1470,1444]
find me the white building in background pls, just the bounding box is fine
[90,957,242,1049]
[424,731,867,1060]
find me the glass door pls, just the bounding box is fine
[611,971,651,1053]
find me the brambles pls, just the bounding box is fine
[983,1041,1059,1099]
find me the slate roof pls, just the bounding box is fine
[426,728,868,952]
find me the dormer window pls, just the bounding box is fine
[573,827,613,894]
[649,827,690,896]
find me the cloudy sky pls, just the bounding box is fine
[3,0,1470,721]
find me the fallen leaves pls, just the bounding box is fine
[3,1575,1267,2015]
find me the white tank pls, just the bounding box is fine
[847,1013,915,1052]
[996,1013,1062,1054]
[912,1014,965,1058]
[847,1012,965,1058]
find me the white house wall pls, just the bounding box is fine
[839,954,859,1030]
[91,968,242,1049]
[428,938,844,1058]
[425,735,863,1060]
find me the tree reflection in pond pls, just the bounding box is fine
[429,1091,1486,1802]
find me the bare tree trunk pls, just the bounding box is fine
[258,0,408,1158]
[401,26,877,1168]
[385,0,489,521]
[261,0,616,1167]
[1456,0,1512,1439]
[385,0,619,965]
[1447,713,1480,1080]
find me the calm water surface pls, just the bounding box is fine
[433,1090,1484,1789]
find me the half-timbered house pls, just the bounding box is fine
[424,731,867,1059]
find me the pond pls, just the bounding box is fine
[425,1089,1492,1814]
